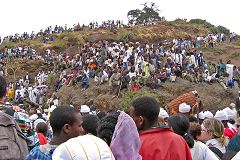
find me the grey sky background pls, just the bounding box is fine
[1,0,239,38]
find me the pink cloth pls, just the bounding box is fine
[110,111,142,160]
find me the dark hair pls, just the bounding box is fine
[168,114,194,148]
[189,122,201,140]
[131,96,159,126]
[50,106,80,134]
[97,111,120,146]
[188,115,198,123]
[0,76,7,98]
[82,114,100,136]
[36,122,48,136]
[97,111,107,120]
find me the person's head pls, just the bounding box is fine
[97,111,120,146]
[98,111,141,159]
[97,111,107,120]
[199,118,226,145]
[129,96,160,131]
[36,122,48,136]
[168,114,194,148]
[188,115,198,123]
[189,122,202,140]
[50,106,83,141]
[0,76,7,99]
[82,114,100,136]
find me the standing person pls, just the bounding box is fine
[0,76,29,160]
[168,115,218,160]
[129,96,192,160]
[26,106,83,160]
[233,66,240,88]
[236,91,240,116]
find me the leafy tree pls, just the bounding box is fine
[127,2,162,25]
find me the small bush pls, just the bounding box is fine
[189,19,215,28]
[117,31,134,43]
[216,25,230,35]
[120,90,158,110]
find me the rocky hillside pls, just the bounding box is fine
[2,20,240,113]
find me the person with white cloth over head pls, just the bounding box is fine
[52,134,115,160]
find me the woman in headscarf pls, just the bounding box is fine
[98,111,142,160]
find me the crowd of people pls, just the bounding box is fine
[0,20,126,44]
[48,34,240,95]
[1,74,240,159]
[0,18,240,159]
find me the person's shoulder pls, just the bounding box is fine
[26,146,41,159]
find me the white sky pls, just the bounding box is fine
[0,0,239,38]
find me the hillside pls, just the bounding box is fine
[0,20,212,52]
[1,20,240,113]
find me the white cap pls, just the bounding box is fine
[179,103,191,113]
[80,105,90,113]
[37,110,41,114]
[196,111,204,120]
[204,111,214,119]
[49,105,56,112]
[52,135,114,160]
[159,108,169,119]
[34,119,46,128]
[230,103,236,108]
[223,107,234,120]
[214,110,228,121]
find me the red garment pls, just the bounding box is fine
[224,128,237,139]
[139,127,192,160]
[131,85,141,92]
[38,133,47,145]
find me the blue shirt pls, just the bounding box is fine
[25,144,57,160]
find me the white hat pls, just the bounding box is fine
[179,103,191,113]
[80,105,90,113]
[203,111,214,119]
[196,111,204,120]
[223,107,234,120]
[214,110,228,121]
[230,103,236,108]
[159,108,169,119]
[49,105,56,112]
[34,119,46,128]
[52,135,114,160]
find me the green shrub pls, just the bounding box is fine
[117,31,134,43]
[120,90,158,110]
[216,25,230,35]
[189,19,215,28]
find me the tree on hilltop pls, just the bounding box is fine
[127,2,162,25]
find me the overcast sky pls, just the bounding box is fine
[0,0,239,38]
